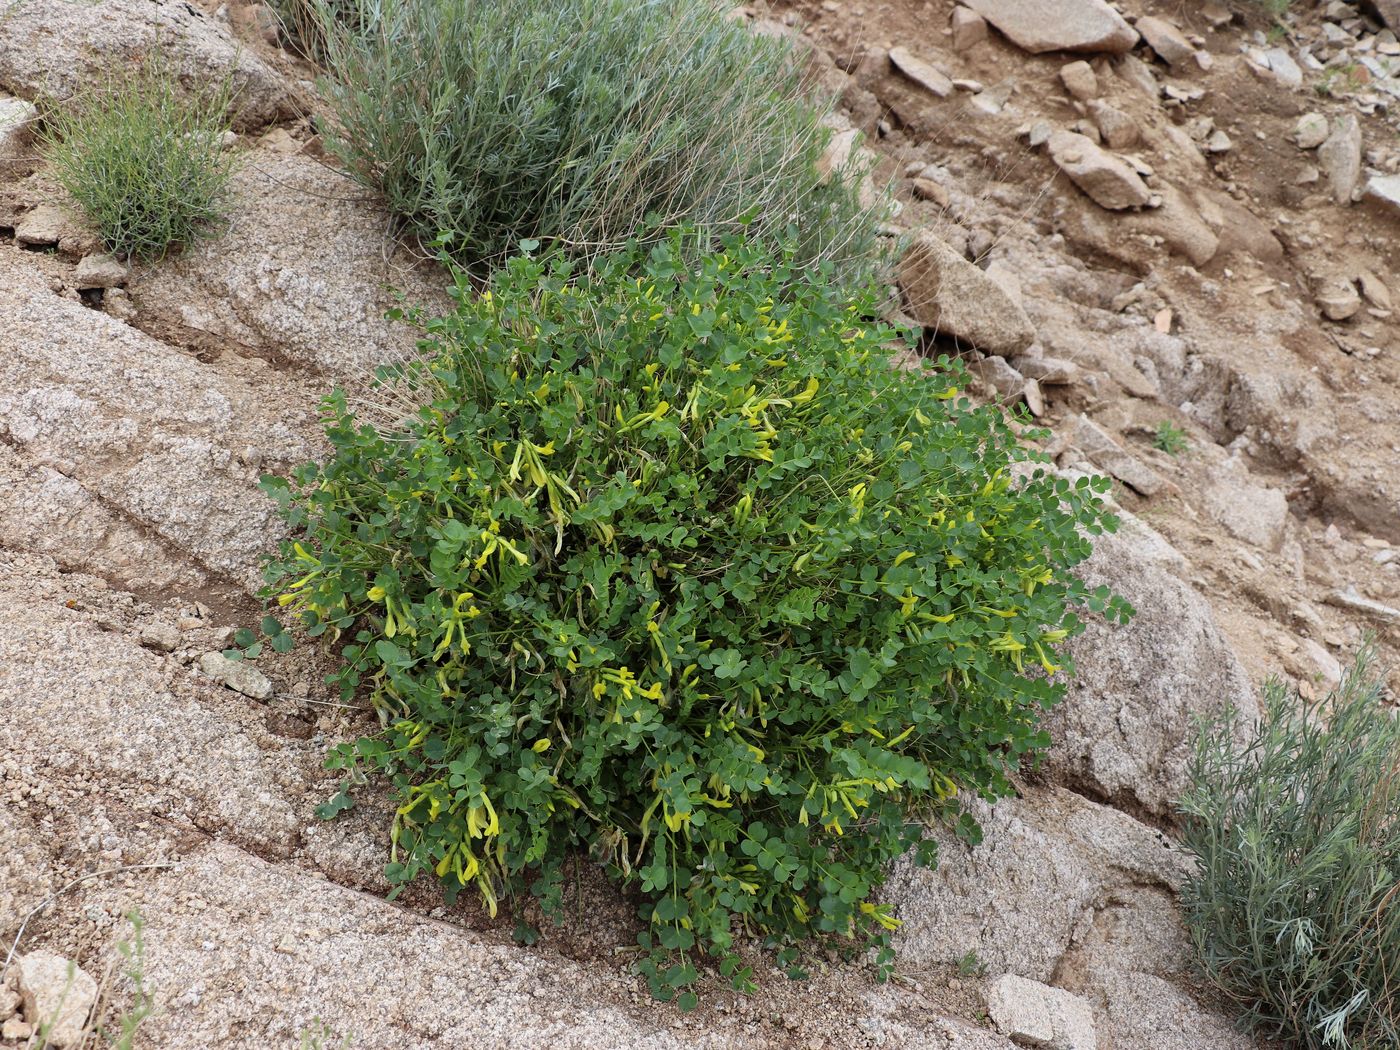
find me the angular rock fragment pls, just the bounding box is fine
[198,651,274,701]
[898,232,1035,355]
[1059,60,1098,100]
[889,47,954,98]
[1318,114,1362,204]
[1071,415,1165,496]
[1047,131,1153,210]
[987,975,1097,1050]
[963,0,1139,54]
[1135,16,1196,67]
[951,6,989,51]
[18,952,96,1049]
[73,254,130,289]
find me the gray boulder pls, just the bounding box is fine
[1047,515,1259,817]
[0,0,293,129]
[1047,131,1153,211]
[131,148,450,379]
[898,231,1035,354]
[963,0,1138,54]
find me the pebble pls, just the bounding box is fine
[1206,129,1233,153]
[1325,587,1400,623]
[15,205,64,247]
[1136,15,1198,67]
[950,5,988,51]
[1315,276,1362,320]
[911,178,950,206]
[1264,47,1305,89]
[1294,112,1329,149]
[73,253,131,289]
[1318,113,1363,205]
[197,651,274,701]
[1059,60,1099,100]
[18,952,97,1048]
[889,47,955,98]
[138,621,182,653]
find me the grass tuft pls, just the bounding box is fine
[296,0,886,276]
[42,60,237,261]
[1179,648,1400,1049]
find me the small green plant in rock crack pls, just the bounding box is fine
[245,230,1130,1008]
[300,1019,353,1050]
[955,949,988,979]
[1180,647,1400,1049]
[41,58,237,261]
[1152,420,1189,456]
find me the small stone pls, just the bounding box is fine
[0,95,39,157]
[1136,15,1197,67]
[1047,130,1152,210]
[1325,587,1400,623]
[1011,355,1080,384]
[1264,46,1304,89]
[1318,114,1363,205]
[1,1018,31,1040]
[18,951,97,1049]
[198,651,274,701]
[898,231,1036,355]
[987,974,1097,1050]
[1206,129,1233,153]
[259,127,300,153]
[15,204,64,247]
[889,47,955,98]
[1059,60,1099,99]
[1315,276,1362,320]
[1364,172,1400,214]
[1298,638,1343,692]
[1024,120,1054,148]
[911,178,950,206]
[138,621,182,653]
[951,6,989,51]
[73,253,130,289]
[962,0,1139,54]
[967,355,1026,399]
[1357,270,1393,309]
[952,78,984,92]
[816,127,860,184]
[1296,164,1321,185]
[1072,415,1166,496]
[969,80,1013,115]
[1117,53,1159,97]
[1294,112,1330,149]
[1088,100,1140,149]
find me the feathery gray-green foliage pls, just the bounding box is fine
[42,62,236,261]
[296,0,886,276]
[1179,649,1400,1048]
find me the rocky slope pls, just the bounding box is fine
[1,0,1397,1047]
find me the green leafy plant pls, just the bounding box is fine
[42,59,236,260]
[956,949,988,979]
[300,1019,353,1050]
[1179,648,1400,1048]
[1152,420,1188,456]
[252,232,1127,1005]
[104,911,154,1050]
[296,0,885,276]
